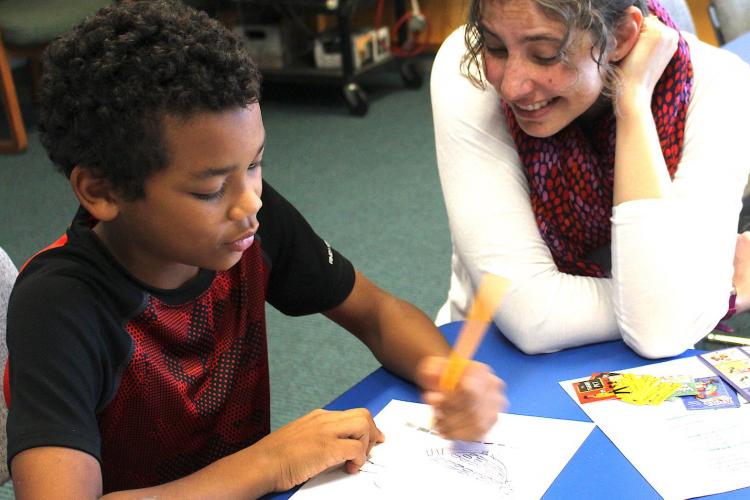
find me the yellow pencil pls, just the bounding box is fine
[439,273,510,392]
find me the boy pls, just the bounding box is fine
[5,1,505,498]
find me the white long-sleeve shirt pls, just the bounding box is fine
[432,27,750,358]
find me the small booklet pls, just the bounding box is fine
[681,376,740,410]
[698,346,750,402]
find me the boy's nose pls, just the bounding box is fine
[228,185,262,222]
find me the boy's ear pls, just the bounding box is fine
[609,6,645,63]
[69,165,121,222]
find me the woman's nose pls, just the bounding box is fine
[497,57,534,102]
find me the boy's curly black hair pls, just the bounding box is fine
[39,0,262,200]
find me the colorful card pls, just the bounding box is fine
[660,374,698,399]
[698,347,750,402]
[610,373,682,406]
[572,373,617,404]
[682,376,740,410]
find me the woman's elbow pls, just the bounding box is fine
[498,319,565,355]
[620,322,697,359]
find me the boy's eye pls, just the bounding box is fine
[192,184,226,201]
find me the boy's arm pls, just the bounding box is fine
[324,270,507,440]
[12,448,102,499]
[324,270,451,381]
[12,407,384,499]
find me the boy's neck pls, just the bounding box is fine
[92,222,200,290]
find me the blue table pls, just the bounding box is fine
[723,31,750,64]
[268,322,749,499]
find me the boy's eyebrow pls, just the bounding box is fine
[192,165,236,179]
[191,142,265,179]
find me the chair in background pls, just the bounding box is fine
[661,0,697,34]
[0,0,112,155]
[0,247,17,484]
[708,0,750,45]
[0,33,26,154]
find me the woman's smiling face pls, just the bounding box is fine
[481,0,607,137]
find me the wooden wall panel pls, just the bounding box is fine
[348,0,469,51]
[420,0,470,49]
[687,0,719,45]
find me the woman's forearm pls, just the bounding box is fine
[614,92,672,205]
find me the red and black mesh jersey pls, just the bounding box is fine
[6,181,355,492]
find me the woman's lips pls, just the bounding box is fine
[511,97,558,120]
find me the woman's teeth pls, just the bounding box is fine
[517,98,554,111]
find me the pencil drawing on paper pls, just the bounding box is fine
[292,400,596,499]
[362,447,513,497]
[426,448,513,495]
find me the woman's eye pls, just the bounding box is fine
[485,46,507,57]
[535,53,562,64]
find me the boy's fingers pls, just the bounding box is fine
[432,367,506,440]
[348,408,384,444]
[344,428,382,474]
[331,408,383,466]
[422,390,446,407]
[437,399,499,438]
[365,423,384,455]
[339,438,368,474]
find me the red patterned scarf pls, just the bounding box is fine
[503,0,693,277]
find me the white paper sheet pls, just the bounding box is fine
[292,400,594,500]
[560,356,750,500]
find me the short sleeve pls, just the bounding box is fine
[257,181,355,316]
[6,270,124,468]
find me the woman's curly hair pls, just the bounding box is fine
[39,0,262,200]
[462,0,649,96]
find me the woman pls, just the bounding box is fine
[432,0,750,358]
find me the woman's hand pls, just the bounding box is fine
[617,15,679,105]
[733,232,750,314]
[416,356,507,441]
[612,15,680,205]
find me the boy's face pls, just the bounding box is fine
[98,104,265,289]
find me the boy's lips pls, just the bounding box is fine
[226,231,256,252]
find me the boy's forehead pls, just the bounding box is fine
[159,105,264,171]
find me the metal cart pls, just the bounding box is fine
[237,0,423,115]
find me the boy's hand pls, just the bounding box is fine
[416,356,507,441]
[254,408,384,492]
